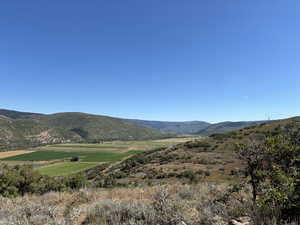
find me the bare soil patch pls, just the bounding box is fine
[0,150,34,159]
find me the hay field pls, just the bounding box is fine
[0,150,34,159]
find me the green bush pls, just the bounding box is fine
[70,156,80,162]
[236,130,300,224]
[0,165,88,197]
[185,141,211,149]
[65,173,87,189]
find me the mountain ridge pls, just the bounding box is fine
[127,118,267,135]
[126,119,211,134]
[195,120,267,136]
[0,109,164,150]
[0,108,270,151]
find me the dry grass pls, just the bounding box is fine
[0,183,297,225]
[0,183,235,225]
[0,150,34,159]
[153,137,198,143]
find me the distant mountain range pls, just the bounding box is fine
[0,108,268,150]
[195,121,267,136]
[0,109,163,150]
[127,119,267,135]
[126,119,211,134]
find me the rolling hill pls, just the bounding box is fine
[0,109,270,152]
[127,118,266,135]
[86,116,300,185]
[127,119,211,134]
[0,109,164,150]
[0,109,43,119]
[195,120,266,136]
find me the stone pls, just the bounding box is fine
[177,221,187,225]
[229,216,251,225]
[237,216,251,224]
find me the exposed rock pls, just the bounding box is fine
[229,220,244,225]
[237,216,251,223]
[229,216,251,225]
[178,221,187,225]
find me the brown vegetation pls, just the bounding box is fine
[0,183,243,225]
[0,150,34,159]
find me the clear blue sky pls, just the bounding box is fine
[1,1,300,122]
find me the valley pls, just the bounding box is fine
[2,2,298,224]
[0,109,299,225]
[0,138,194,177]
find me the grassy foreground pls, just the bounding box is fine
[1,183,292,225]
[0,183,234,225]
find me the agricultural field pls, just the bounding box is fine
[0,150,34,159]
[36,162,99,176]
[0,150,141,162]
[0,138,193,177]
[44,138,196,151]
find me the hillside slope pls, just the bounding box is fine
[127,119,211,134]
[43,112,163,141]
[128,119,266,135]
[196,120,266,136]
[0,109,43,119]
[0,109,163,150]
[87,117,300,185]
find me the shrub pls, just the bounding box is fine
[210,133,231,140]
[0,166,43,197]
[84,199,155,225]
[0,166,88,197]
[185,141,211,149]
[84,188,188,225]
[236,130,300,224]
[70,156,80,162]
[204,171,211,176]
[65,173,88,189]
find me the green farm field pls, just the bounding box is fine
[42,138,195,151]
[36,162,100,177]
[0,150,142,162]
[48,144,128,150]
[0,138,195,177]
